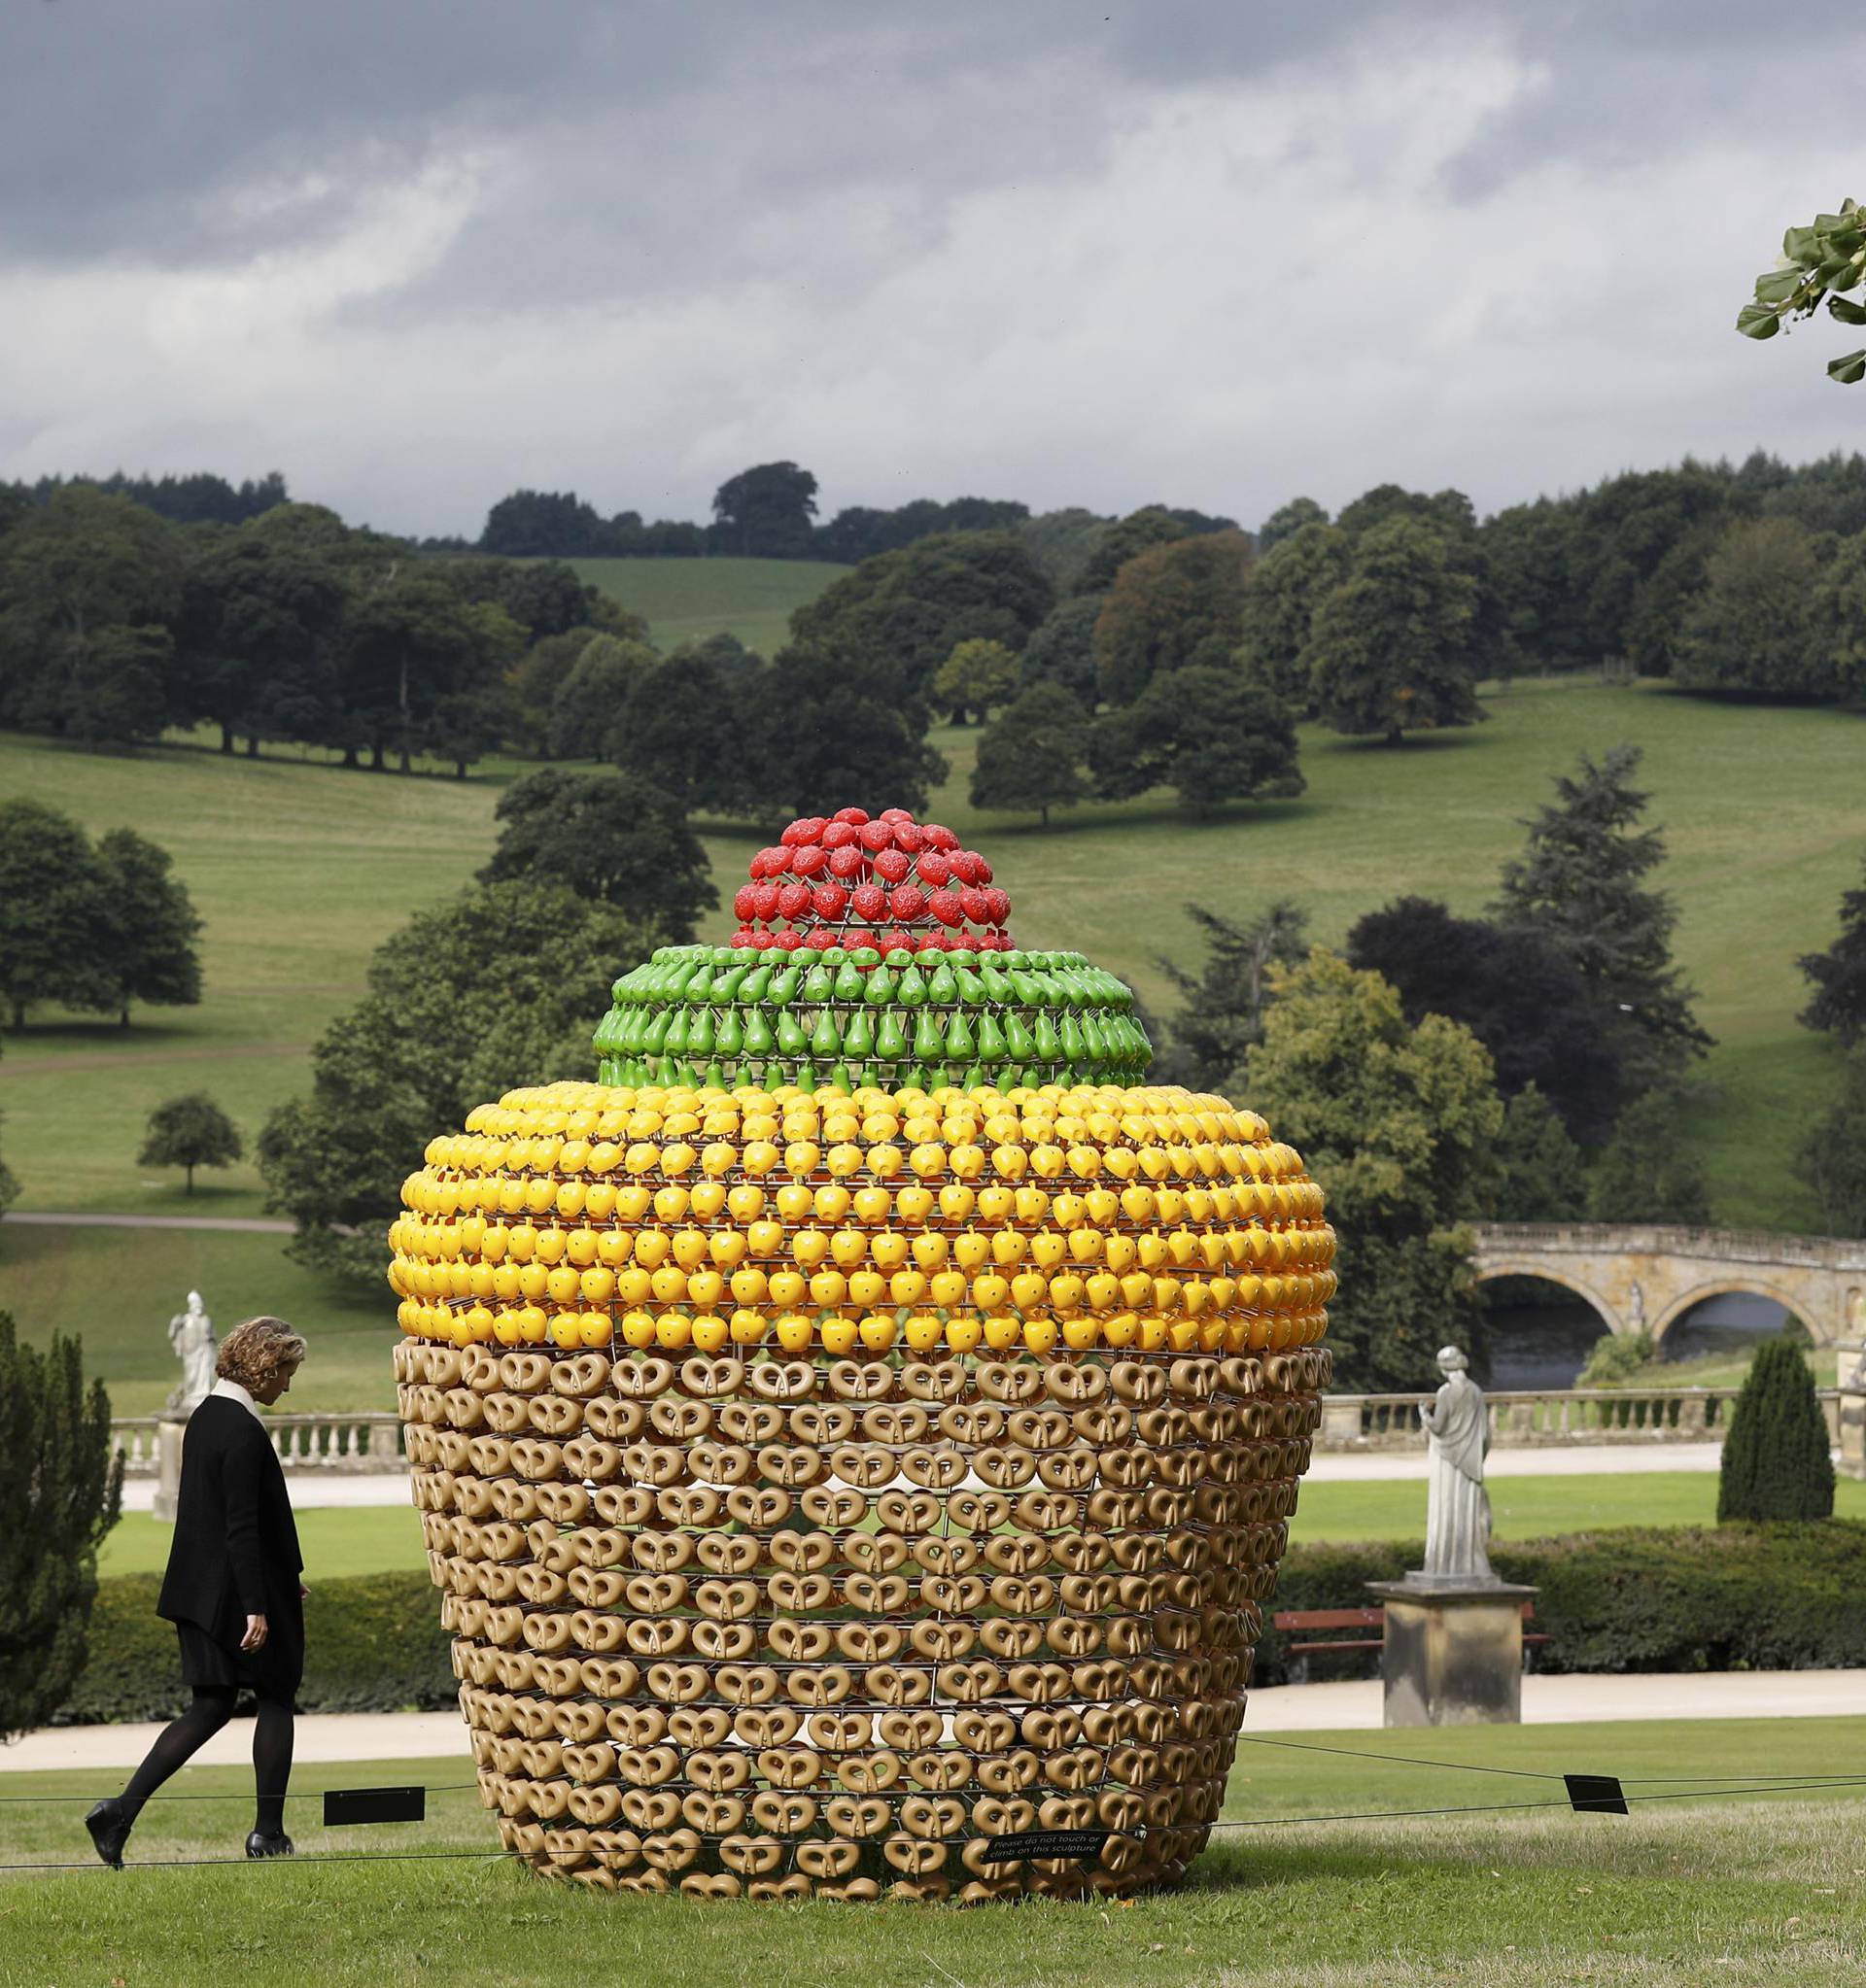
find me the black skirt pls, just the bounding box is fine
[176,1592,303,1700]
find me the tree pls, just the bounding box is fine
[1482,498,1592,673]
[1716,1339,1837,1523]
[1091,530,1256,706]
[1495,744,1711,1098]
[0,1311,122,1740]
[1073,504,1235,596]
[1735,198,1866,385]
[1233,521,1350,709]
[94,828,203,1026]
[0,1107,16,1217]
[710,462,819,558]
[0,800,115,1029]
[1807,533,1866,704]
[934,638,1019,724]
[138,1092,243,1194]
[1014,508,1112,591]
[787,531,1053,706]
[1305,516,1485,742]
[1256,497,1329,552]
[1346,896,1625,1143]
[1799,852,1866,1045]
[1243,950,1504,1391]
[736,650,949,821]
[1487,1085,1588,1221]
[816,496,1031,566]
[1796,1046,1866,1236]
[511,626,608,751]
[259,881,656,1283]
[546,634,658,761]
[613,654,743,814]
[337,570,500,771]
[0,487,185,747]
[478,489,608,557]
[1584,1087,1711,1225]
[969,685,1090,826]
[1153,900,1309,1091]
[1676,518,1829,697]
[170,532,349,754]
[479,769,716,939]
[1017,596,1102,706]
[1088,665,1303,815]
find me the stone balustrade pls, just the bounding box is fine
[1319,1386,1845,1451]
[112,1382,1852,1476]
[112,1411,403,1476]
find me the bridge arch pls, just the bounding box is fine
[1651,1278,1814,1345]
[1471,1259,1623,1338]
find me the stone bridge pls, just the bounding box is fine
[1469,1222,1866,1345]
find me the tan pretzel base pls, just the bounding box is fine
[398,1335,1328,1900]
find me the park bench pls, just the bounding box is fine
[1273,1602,1548,1658]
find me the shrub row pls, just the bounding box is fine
[57,1522,1866,1723]
[1253,1522,1866,1685]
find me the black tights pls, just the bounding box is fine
[120,1687,294,1834]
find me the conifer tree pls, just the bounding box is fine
[1716,1338,1836,1523]
[1798,850,1866,1045]
[1495,744,1711,1100]
[0,1312,123,1739]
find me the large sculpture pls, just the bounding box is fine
[390,805,1335,1900]
[1416,1345,1493,1585]
[165,1289,218,1417]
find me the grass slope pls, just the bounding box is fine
[4,1724,1861,1985]
[558,556,847,657]
[94,1470,1866,1578]
[4,674,1863,1404]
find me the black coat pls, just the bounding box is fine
[157,1396,303,1657]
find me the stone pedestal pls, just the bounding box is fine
[152,1419,185,1524]
[1366,1579,1538,1727]
[1838,1341,1865,1482]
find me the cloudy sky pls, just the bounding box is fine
[4,1,1863,539]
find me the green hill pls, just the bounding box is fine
[553,555,848,655]
[2,675,1861,1406]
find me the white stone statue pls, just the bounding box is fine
[165,1289,217,1417]
[1415,1345,1496,1586]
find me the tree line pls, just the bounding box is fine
[0,488,635,767]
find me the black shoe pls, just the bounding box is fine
[85,1799,132,1869]
[245,1830,294,1859]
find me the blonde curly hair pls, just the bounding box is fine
[216,1317,306,1391]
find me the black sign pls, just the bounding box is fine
[323,1785,428,1827]
[978,1829,1112,1865]
[1564,1773,1628,1816]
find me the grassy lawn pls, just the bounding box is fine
[558,555,848,657]
[6,672,1865,1407]
[1606,1344,1842,1390]
[0,1224,390,1417]
[3,1722,1860,1985]
[1291,1468,1866,1542]
[100,1503,425,1580]
[93,1470,1866,1579]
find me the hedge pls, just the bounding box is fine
[55,1522,1866,1723]
[57,1572,455,1725]
[1253,1522,1866,1686]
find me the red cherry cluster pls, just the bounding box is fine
[730,806,1013,952]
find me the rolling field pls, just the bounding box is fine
[4,673,1864,1407]
[4,1723,1861,1985]
[558,555,847,657]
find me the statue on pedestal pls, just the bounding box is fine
[1415,1344,1495,1586]
[164,1289,217,1418]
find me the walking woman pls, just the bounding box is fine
[86,1317,308,1867]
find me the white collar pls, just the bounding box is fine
[209,1377,264,1425]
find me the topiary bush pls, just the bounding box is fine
[1717,1338,1837,1523]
